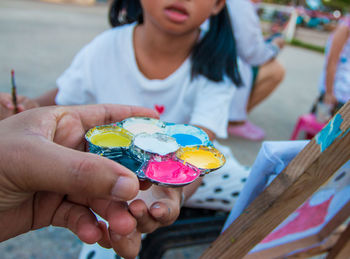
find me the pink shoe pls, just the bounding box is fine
[228,121,265,141]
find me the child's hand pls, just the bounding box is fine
[129,185,182,233]
[0,93,39,120]
[272,37,285,49]
[0,93,15,119]
[17,95,40,111]
[324,92,338,108]
[102,185,181,258]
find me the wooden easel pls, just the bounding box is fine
[326,222,350,259]
[200,101,350,259]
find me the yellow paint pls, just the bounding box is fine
[91,132,131,147]
[178,148,222,169]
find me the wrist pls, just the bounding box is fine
[269,42,280,57]
[325,90,334,96]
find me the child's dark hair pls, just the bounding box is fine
[109,0,242,86]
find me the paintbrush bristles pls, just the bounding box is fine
[11,69,18,114]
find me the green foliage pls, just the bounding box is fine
[324,0,350,11]
[290,38,326,53]
[323,0,350,11]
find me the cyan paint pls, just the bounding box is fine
[172,133,202,146]
[316,113,344,152]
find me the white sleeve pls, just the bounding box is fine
[227,0,278,66]
[190,78,235,139]
[55,44,96,105]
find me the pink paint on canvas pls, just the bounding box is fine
[261,196,334,243]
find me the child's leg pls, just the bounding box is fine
[247,59,285,112]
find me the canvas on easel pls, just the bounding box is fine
[243,161,350,259]
[200,101,350,259]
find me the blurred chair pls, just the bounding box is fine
[290,113,325,140]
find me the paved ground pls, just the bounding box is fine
[0,0,326,258]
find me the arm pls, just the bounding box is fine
[34,88,59,106]
[324,25,349,106]
[227,0,280,66]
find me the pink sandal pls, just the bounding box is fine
[228,120,265,141]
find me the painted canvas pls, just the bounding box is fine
[245,160,350,258]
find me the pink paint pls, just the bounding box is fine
[145,159,199,185]
[261,196,333,243]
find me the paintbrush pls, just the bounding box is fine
[11,69,18,114]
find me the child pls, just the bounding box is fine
[0,0,252,257]
[314,14,350,120]
[225,0,285,141]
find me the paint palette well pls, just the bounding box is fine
[120,117,166,135]
[85,125,133,154]
[143,156,200,187]
[165,123,211,147]
[85,117,224,187]
[176,146,226,175]
[131,133,180,162]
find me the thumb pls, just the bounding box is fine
[17,139,140,201]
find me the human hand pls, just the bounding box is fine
[129,185,182,232]
[107,185,182,255]
[0,93,39,120]
[324,92,338,108]
[0,104,158,258]
[272,37,285,49]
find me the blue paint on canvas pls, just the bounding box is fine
[316,114,344,152]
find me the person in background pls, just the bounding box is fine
[314,14,350,121]
[226,0,285,141]
[0,104,158,259]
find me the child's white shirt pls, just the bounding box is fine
[56,23,235,138]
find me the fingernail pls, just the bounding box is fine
[151,203,161,209]
[111,176,137,200]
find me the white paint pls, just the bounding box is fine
[134,134,179,156]
[124,122,163,135]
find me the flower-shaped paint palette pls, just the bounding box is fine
[85,117,225,187]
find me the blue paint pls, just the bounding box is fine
[172,133,202,147]
[316,113,343,152]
